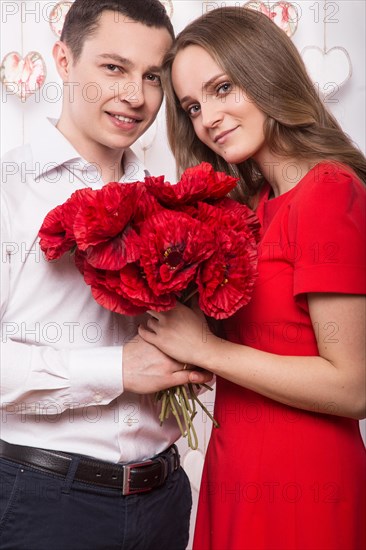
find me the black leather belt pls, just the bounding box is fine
[0,440,180,495]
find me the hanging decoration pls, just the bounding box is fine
[159,1,174,19]
[49,1,74,37]
[301,0,352,97]
[244,1,298,37]
[137,119,158,165]
[1,51,47,102]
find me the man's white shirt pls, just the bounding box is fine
[0,118,180,462]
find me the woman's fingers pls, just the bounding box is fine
[138,324,156,343]
[146,316,159,333]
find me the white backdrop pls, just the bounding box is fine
[1,2,365,548]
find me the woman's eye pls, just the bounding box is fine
[187,104,201,117]
[217,82,232,94]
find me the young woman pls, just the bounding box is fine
[139,7,366,550]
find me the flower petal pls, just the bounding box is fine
[197,230,258,319]
[144,162,238,207]
[138,209,215,295]
[73,182,141,250]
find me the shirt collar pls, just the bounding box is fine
[31,118,149,182]
[30,118,81,179]
[122,147,150,182]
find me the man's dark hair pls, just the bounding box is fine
[61,0,175,61]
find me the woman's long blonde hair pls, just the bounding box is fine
[162,7,366,202]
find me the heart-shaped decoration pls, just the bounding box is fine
[0,51,47,101]
[159,0,173,19]
[301,46,352,96]
[182,449,205,492]
[49,1,74,37]
[244,1,298,37]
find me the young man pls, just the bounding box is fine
[0,2,210,548]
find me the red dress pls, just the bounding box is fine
[193,163,366,550]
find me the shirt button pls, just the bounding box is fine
[94,393,103,403]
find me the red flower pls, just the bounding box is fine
[137,209,215,295]
[39,188,94,260]
[117,263,176,311]
[144,162,238,207]
[77,252,176,315]
[73,182,143,270]
[215,197,261,242]
[179,162,238,200]
[195,203,258,319]
[39,163,260,322]
[130,189,163,228]
[81,261,146,316]
[83,225,141,271]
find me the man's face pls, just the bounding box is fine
[57,11,172,156]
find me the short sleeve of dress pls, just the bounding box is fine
[288,163,366,297]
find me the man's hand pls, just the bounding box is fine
[122,335,213,394]
[138,303,215,369]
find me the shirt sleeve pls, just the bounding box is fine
[288,164,366,297]
[1,190,124,415]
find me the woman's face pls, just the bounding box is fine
[172,45,268,165]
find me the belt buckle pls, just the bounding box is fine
[122,459,154,496]
[170,445,179,470]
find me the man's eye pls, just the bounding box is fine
[106,64,119,72]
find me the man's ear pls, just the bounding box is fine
[53,41,73,81]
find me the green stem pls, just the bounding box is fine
[181,385,194,415]
[154,382,219,451]
[158,391,168,425]
[177,387,198,450]
[188,383,220,428]
[182,286,199,305]
[169,390,185,437]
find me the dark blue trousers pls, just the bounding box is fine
[0,456,192,550]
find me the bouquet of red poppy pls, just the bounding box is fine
[39,162,260,449]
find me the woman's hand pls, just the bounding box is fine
[123,333,213,393]
[138,302,216,369]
